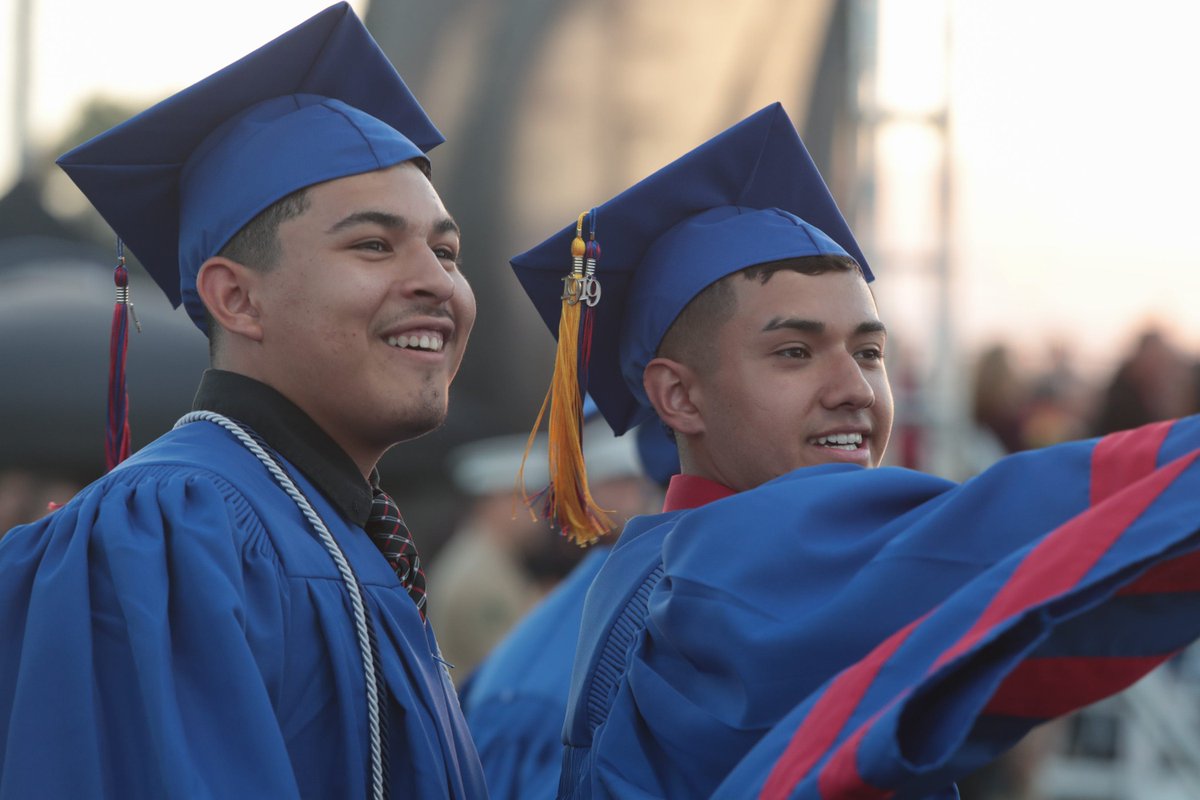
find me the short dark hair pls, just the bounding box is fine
[204,187,311,353]
[217,187,311,273]
[656,254,862,369]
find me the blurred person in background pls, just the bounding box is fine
[1033,342,1091,424]
[458,418,674,799]
[970,342,1091,463]
[0,470,80,536]
[1093,327,1198,436]
[432,413,662,683]
[430,434,552,682]
[971,343,1029,454]
[1019,342,1090,450]
[0,5,486,798]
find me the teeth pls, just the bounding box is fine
[386,333,444,352]
[811,432,863,447]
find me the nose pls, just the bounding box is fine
[398,245,457,304]
[820,351,875,410]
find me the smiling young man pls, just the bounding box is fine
[646,255,892,491]
[199,162,473,476]
[510,104,1200,799]
[0,5,485,799]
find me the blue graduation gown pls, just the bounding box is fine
[713,424,1200,799]
[713,499,1200,800]
[0,420,487,799]
[462,546,610,800]
[560,417,1200,799]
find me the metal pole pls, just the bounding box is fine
[928,0,962,479]
[14,0,35,179]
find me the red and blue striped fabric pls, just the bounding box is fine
[560,418,1200,798]
[713,419,1200,800]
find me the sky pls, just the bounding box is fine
[3,0,1199,382]
[1,0,366,152]
[861,0,1200,382]
[948,2,1200,375]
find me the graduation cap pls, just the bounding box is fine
[57,1,443,334]
[510,102,867,542]
[54,1,441,469]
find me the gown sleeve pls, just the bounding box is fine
[0,466,299,799]
[590,418,1200,798]
[712,420,1200,799]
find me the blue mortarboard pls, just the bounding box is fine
[510,102,869,438]
[57,1,443,334]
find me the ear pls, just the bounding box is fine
[195,257,265,342]
[643,357,705,436]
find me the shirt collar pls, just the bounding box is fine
[192,369,375,526]
[662,473,736,512]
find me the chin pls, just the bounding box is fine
[388,399,449,443]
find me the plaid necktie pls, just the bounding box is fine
[365,488,427,619]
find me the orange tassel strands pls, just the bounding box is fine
[518,211,614,546]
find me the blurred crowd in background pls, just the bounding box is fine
[971,331,1200,460]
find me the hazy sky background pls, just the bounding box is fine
[2,0,1198,381]
[946,2,1200,377]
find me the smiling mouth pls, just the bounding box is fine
[386,333,444,353]
[809,432,864,451]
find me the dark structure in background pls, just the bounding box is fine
[0,177,201,533]
[0,180,209,530]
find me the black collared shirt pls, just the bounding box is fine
[192,369,375,526]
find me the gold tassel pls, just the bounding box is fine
[517,213,614,546]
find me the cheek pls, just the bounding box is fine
[322,281,383,327]
[730,386,784,441]
[282,294,369,356]
[875,369,894,408]
[453,278,478,332]
[872,377,896,429]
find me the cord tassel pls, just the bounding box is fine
[105,240,140,471]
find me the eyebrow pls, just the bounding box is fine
[325,211,461,238]
[762,317,888,336]
[435,217,461,237]
[326,210,405,234]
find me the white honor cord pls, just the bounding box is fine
[175,412,385,800]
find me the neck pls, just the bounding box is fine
[676,437,737,492]
[210,362,382,481]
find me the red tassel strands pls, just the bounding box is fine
[105,240,140,471]
[579,211,601,391]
